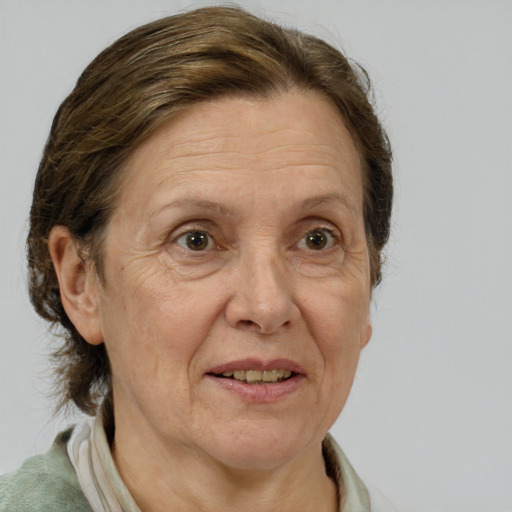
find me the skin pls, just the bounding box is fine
[50,90,372,512]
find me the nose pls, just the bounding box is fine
[225,251,300,334]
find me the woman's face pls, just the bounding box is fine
[90,90,372,470]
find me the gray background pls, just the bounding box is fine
[1,1,511,511]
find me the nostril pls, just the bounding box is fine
[238,319,259,328]
[236,318,292,334]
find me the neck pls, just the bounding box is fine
[111,416,338,512]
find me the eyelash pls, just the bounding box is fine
[296,226,339,252]
[172,224,341,253]
[174,225,217,252]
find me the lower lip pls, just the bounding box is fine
[205,374,305,403]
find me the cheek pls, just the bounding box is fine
[100,266,223,387]
[302,280,369,352]
[302,280,369,407]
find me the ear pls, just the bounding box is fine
[360,310,373,349]
[48,225,104,345]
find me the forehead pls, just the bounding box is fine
[115,90,363,218]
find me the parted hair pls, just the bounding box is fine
[27,6,393,415]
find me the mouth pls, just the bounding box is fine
[209,369,295,385]
[205,359,305,402]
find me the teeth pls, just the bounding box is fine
[246,370,262,383]
[263,369,277,382]
[220,369,293,384]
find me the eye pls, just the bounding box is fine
[176,230,214,251]
[298,228,337,251]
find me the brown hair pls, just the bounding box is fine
[27,6,392,415]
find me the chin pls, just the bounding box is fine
[214,448,299,472]
[202,422,320,472]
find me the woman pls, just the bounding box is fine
[0,6,393,511]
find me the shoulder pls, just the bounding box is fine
[0,429,92,512]
[366,482,400,512]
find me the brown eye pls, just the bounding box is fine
[177,230,212,251]
[300,229,336,251]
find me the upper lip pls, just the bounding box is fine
[207,358,306,375]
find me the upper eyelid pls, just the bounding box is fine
[297,221,343,241]
[168,221,217,240]
[299,214,342,229]
[296,226,340,248]
[303,224,337,235]
[175,229,215,251]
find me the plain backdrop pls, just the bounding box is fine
[1,1,511,511]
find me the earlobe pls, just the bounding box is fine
[360,312,372,349]
[48,225,104,345]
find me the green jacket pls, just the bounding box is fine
[0,430,91,512]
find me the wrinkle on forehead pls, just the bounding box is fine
[124,89,360,167]
[116,90,364,219]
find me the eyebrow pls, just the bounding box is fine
[299,193,359,218]
[152,198,234,218]
[152,193,358,218]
